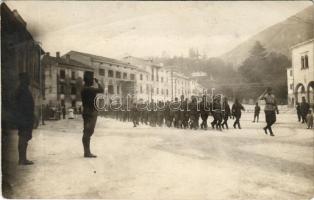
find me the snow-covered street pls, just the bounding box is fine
[4,112,314,199]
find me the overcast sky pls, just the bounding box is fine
[7,1,312,59]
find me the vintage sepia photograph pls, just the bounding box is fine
[1,1,314,199]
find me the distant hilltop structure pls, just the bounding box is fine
[191,71,207,77]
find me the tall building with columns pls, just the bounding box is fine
[288,38,314,106]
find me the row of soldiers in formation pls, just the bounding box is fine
[101,95,247,130]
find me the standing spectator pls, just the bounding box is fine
[296,102,301,122]
[15,73,34,165]
[300,97,310,123]
[259,87,279,136]
[62,106,66,119]
[252,102,261,122]
[232,98,245,129]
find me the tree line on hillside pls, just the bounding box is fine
[153,41,290,104]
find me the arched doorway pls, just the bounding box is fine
[308,81,314,105]
[295,83,306,103]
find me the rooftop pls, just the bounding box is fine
[67,51,137,69]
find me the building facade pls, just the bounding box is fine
[288,39,314,106]
[42,52,94,111]
[64,51,138,104]
[1,3,44,128]
[286,67,294,106]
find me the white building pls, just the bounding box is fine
[288,38,314,106]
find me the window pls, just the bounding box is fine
[157,88,159,94]
[108,70,114,77]
[166,89,168,96]
[123,72,127,79]
[146,85,149,94]
[140,74,143,80]
[290,84,293,90]
[161,89,164,95]
[60,84,65,94]
[108,85,114,94]
[60,69,66,79]
[301,56,305,69]
[71,100,76,108]
[99,68,105,76]
[71,85,76,95]
[71,71,75,80]
[130,74,135,80]
[116,71,121,78]
[290,70,292,76]
[152,88,154,94]
[161,77,163,82]
[305,55,309,68]
[117,85,120,94]
[140,85,143,93]
[61,100,65,106]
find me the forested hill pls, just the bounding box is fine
[220,5,314,68]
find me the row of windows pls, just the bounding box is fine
[60,69,76,80]
[60,84,77,95]
[99,68,135,80]
[301,55,309,69]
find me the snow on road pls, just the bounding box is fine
[4,112,314,199]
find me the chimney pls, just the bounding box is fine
[66,54,70,62]
[56,52,60,58]
[46,52,50,56]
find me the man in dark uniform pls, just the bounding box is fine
[211,95,223,130]
[173,97,180,128]
[300,97,310,123]
[131,101,139,127]
[182,98,190,129]
[259,87,279,136]
[252,102,261,122]
[232,98,245,129]
[200,95,210,130]
[296,102,301,122]
[189,97,199,129]
[81,72,104,158]
[15,73,34,165]
[221,97,231,129]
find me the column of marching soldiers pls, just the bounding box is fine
[101,94,246,131]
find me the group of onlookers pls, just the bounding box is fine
[296,97,313,129]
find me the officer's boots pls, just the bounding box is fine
[83,137,97,158]
[18,141,34,165]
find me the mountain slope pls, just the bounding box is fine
[221,5,314,68]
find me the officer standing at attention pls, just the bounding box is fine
[81,72,104,158]
[15,73,35,165]
[259,87,279,136]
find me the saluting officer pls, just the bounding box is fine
[81,72,104,158]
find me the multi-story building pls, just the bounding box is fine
[64,51,139,103]
[122,56,205,101]
[288,38,314,106]
[1,3,44,128]
[42,52,94,110]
